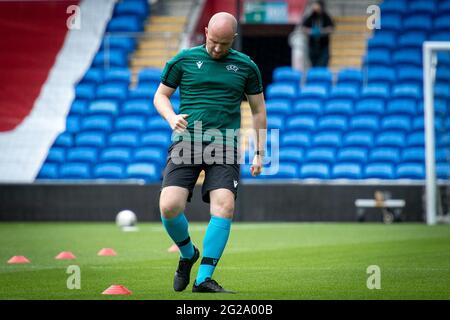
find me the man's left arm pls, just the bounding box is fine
[247,93,267,177]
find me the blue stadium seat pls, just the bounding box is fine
[293,99,322,115]
[368,32,396,50]
[138,68,161,85]
[380,115,411,131]
[126,163,159,182]
[102,36,136,53]
[369,147,400,163]
[75,83,96,100]
[332,163,362,179]
[46,147,65,163]
[87,100,119,116]
[354,98,385,115]
[108,131,140,148]
[360,84,390,99]
[133,147,166,165]
[438,133,450,147]
[103,68,131,85]
[343,131,374,148]
[396,163,425,179]
[115,115,146,131]
[299,86,328,100]
[75,132,106,148]
[146,117,171,131]
[367,67,396,84]
[128,84,159,100]
[434,15,450,31]
[392,84,422,100]
[397,67,423,85]
[267,115,284,130]
[437,163,450,179]
[269,163,299,179]
[392,49,422,67]
[114,1,149,19]
[312,131,341,148]
[281,132,311,148]
[273,66,302,85]
[305,148,335,163]
[386,99,416,116]
[96,84,128,100]
[380,1,406,15]
[438,1,450,14]
[285,115,316,131]
[122,100,155,116]
[323,99,353,116]
[430,32,450,42]
[300,163,330,179]
[59,163,91,179]
[279,147,304,163]
[107,16,143,32]
[436,67,450,83]
[329,85,359,100]
[398,32,427,50]
[364,49,391,66]
[93,49,127,68]
[317,115,348,131]
[93,163,125,179]
[409,1,436,15]
[406,132,425,147]
[54,132,73,148]
[37,163,59,179]
[336,68,363,87]
[69,100,88,115]
[66,115,80,133]
[349,115,379,131]
[67,147,98,163]
[81,115,113,132]
[305,67,333,87]
[266,83,297,99]
[402,14,432,32]
[402,147,425,162]
[337,147,368,164]
[376,132,405,148]
[141,131,172,147]
[364,163,395,179]
[435,149,448,163]
[100,147,131,164]
[79,68,103,86]
[265,99,291,115]
[435,83,450,100]
[380,13,402,32]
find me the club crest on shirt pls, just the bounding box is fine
[226,64,239,72]
[196,61,203,69]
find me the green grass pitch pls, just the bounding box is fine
[0,222,449,299]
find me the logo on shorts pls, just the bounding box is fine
[233,180,238,188]
[196,61,203,69]
[226,64,239,72]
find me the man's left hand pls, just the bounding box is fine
[250,155,263,176]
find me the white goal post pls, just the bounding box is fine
[423,41,450,225]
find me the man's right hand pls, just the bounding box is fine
[168,114,189,133]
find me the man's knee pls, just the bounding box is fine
[159,187,188,219]
[210,190,235,218]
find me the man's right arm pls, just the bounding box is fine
[153,83,188,133]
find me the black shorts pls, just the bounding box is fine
[161,141,240,203]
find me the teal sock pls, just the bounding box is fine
[195,215,232,285]
[161,213,195,259]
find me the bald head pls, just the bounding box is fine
[205,12,238,59]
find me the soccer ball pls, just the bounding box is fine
[115,210,137,231]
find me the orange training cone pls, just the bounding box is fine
[167,244,180,253]
[7,256,30,264]
[98,248,117,256]
[102,285,132,295]
[55,251,76,260]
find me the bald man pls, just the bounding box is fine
[154,12,267,293]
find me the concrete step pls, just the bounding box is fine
[332,41,366,50]
[139,39,180,50]
[131,59,166,69]
[134,49,178,58]
[145,24,185,33]
[332,48,366,57]
[150,16,187,24]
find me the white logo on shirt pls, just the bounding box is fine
[196,61,203,69]
[233,180,238,188]
[226,64,239,72]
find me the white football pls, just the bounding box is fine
[116,210,137,229]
